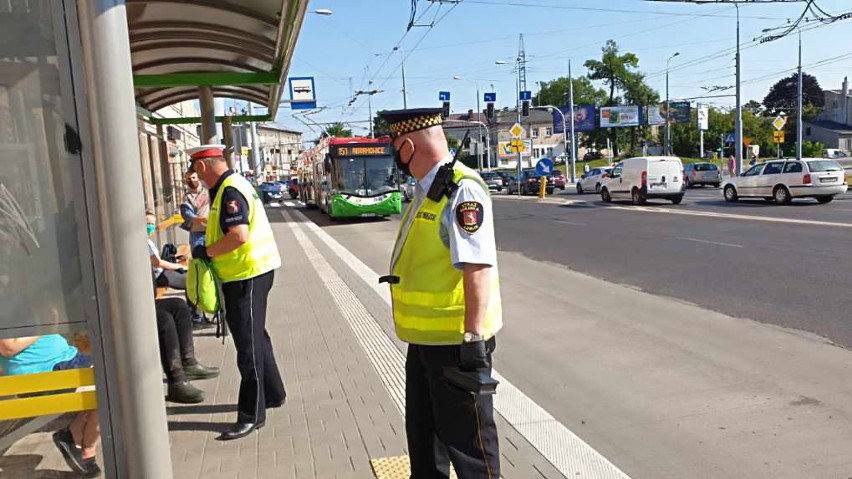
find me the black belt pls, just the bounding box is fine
[378,275,400,284]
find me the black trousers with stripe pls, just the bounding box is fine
[406,338,500,479]
[221,270,286,424]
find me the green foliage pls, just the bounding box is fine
[323,122,353,138]
[762,72,825,116]
[802,140,824,158]
[584,40,640,105]
[533,76,608,108]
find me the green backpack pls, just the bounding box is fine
[187,258,220,315]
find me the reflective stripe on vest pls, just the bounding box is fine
[390,163,503,345]
[206,174,281,282]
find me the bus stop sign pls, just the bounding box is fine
[536,158,554,176]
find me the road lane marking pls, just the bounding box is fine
[283,200,296,207]
[554,219,587,226]
[280,204,631,479]
[604,205,852,228]
[678,237,744,248]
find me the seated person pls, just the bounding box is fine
[0,335,101,478]
[155,297,219,404]
[146,210,187,290]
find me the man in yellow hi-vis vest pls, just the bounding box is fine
[378,109,502,478]
[188,145,285,441]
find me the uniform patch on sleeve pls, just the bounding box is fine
[226,200,239,214]
[455,201,484,234]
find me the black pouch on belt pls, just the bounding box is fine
[442,367,499,395]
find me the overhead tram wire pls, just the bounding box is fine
[461,0,790,19]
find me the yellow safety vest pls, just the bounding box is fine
[390,164,503,345]
[206,173,281,282]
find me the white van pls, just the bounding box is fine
[600,156,685,205]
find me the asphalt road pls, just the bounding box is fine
[494,187,852,348]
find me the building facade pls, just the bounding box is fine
[804,77,852,153]
[256,124,303,179]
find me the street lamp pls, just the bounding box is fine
[313,9,333,15]
[496,58,524,196]
[453,75,485,170]
[666,52,680,156]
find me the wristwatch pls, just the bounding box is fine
[463,332,484,343]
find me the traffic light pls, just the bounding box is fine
[486,102,494,120]
[522,100,530,117]
[442,101,450,119]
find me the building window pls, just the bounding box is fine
[531,128,539,138]
[545,127,552,137]
[805,127,811,136]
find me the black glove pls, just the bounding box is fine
[192,245,209,261]
[459,340,489,372]
[176,267,187,274]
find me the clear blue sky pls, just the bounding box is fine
[279,0,852,137]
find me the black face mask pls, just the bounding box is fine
[394,146,415,177]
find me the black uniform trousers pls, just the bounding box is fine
[154,297,197,384]
[221,270,286,424]
[405,337,500,479]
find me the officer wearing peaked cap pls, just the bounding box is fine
[378,108,502,478]
[187,144,286,441]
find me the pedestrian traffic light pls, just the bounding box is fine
[522,100,530,117]
[486,102,494,120]
[442,101,450,119]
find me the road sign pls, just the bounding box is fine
[519,90,532,101]
[535,158,554,176]
[509,139,525,153]
[439,91,451,101]
[509,123,525,138]
[484,92,496,102]
[772,115,787,131]
[773,131,785,143]
[449,147,457,156]
[289,77,317,110]
[724,133,735,145]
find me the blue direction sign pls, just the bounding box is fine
[519,90,532,101]
[484,92,496,102]
[725,133,735,145]
[535,158,554,176]
[439,91,451,101]
[449,148,457,157]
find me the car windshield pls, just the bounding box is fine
[807,160,843,172]
[694,163,717,171]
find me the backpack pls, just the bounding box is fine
[187,258,220,315]
[160,243,178,263]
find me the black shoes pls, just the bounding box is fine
[192,320,216,331]
[52,428,102,477]
[183,363,220,381]
[216,421,265,441]
[166,381,205,404]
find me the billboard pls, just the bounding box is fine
[697,103,709,131]
[553,104,596,133]
[646,106,666,126]
[498,140,532,158]
[600,106,641,128]
[668,101,691,124]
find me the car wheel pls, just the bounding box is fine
[816,195,834,204]
[670,195,684,205]
[686,178,693,189]
[712,183,720,188]
[631,188,646,205]
[723,185,738,202]
[576,183,584,194]
[595,183,601,194]
[773,185,792,205]
[601,187,612,203]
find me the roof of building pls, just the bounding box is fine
[257,123,303,135]
[444,108,555,130]
[806,119,852,134]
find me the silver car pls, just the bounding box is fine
[684,162,721,188]
[576,167,611,194]
[479,171,504,192]
[401,176,416,201]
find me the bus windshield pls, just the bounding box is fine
[331,156,397,196]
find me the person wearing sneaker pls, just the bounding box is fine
[155,297,220,403]
[0,335,102,477]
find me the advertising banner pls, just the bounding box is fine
[498,140,532,158]
[697,103,709,131]
[600,106,641,128]
[553,104,596,133]
[668,101,691,124]
[646,105,666,126]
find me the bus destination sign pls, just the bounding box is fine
[332,144,392,157]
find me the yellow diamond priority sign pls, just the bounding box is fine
[772,115,787,131]
[509,122,525,139]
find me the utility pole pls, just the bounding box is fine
[735,3,743,175]
[354,84,382,138]
[568,60,577,184]
[796,27,803,160]
[517,34,527,188]
[666,52,680,155]
[394,47,408,109]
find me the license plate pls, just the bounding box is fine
[361,213,376,217]
[821,177,837,183]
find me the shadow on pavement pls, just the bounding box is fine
[167,421,232,433]
[267,205,393,229]
[166,404,236,416]
[0,454,76,478]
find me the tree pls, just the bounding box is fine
[322,122,353,138]
[622,74,660,155]
[584,40,643,156]
[802,140,824,158]
[744,100,763,115]
[762,72,824,118]
[533,76,608,108]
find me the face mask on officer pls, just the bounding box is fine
[394,138,415,177]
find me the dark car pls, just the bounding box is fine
[583,150,603,161]
[259,182,283,204]
[507,169,554,195]
[684,162,721,188]
[551,170,566,190]
[479,171,504,192]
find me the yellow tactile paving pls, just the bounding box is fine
[369,455,458,479]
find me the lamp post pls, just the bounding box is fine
[666,52,680,156]
[532,105,568,181]
[453,75,485,171]
[496,59,523,196]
